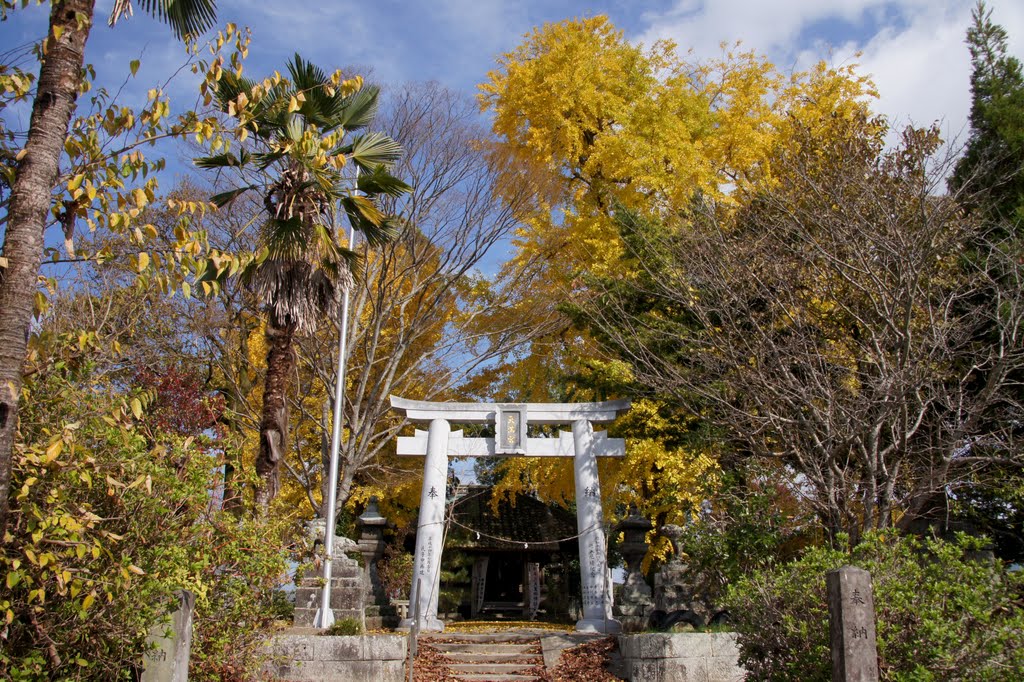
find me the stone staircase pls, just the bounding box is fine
[420,632,547,681]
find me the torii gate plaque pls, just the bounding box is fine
[390,396,630,634]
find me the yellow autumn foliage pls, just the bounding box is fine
[489,399,719,568]
[469,17,885,567]
[480,15,880,300]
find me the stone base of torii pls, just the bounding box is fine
[388,397,630,634]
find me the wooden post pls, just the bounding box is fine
[827,566,879,682]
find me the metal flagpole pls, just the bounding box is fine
[314,169,359,629]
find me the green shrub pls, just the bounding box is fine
[725,532,1024,681]
[324,618,362,636]
[0,369,291,680]
[187,514,292,681]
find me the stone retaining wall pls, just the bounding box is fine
[616,632,745,682]
[266,634,406,682]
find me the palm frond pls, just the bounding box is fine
[253,151,287,171]
[215,73,260,111]
[327,86,380,132]
[287,53,329,93]
[341,195,397,247]
[285,54,334,124]
[113,0,218,40]
[245,259,344,332]
[194,150,251,169]
[242,244,357,332]
[262,217,312,262]
[357,164,412,198]
[210,185,257,208]
[344,132,405,170]
[108,0,134,27]
[284,114,304,142]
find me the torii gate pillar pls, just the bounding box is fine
[406,418,449,631]
[572,418,618,632]
[391,397,629,634]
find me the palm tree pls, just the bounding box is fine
[0,0,217,531]
[196,54,411,512]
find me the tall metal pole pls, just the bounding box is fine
[314,172,359,629]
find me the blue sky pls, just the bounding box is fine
[3,2,1022,490]
[3,0,1023,149]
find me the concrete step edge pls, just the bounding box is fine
[445,653,541,663]
[423,633,545,643]
[449,663,545,674]
[451,676,542,682]
[425,642,538,653]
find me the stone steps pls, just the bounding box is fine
[420,633,545,682]
[450,671,544,675]
[448,652,539,663]
[443,643,536,654]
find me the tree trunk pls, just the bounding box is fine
[0,0,94,532]
[221,314,254,515]
[335,457,357,513]
[319,396,331,518]
[254,320,296,513]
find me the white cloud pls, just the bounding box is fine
[852,5,974,142]
[633,0,1024,147]
[636,0,910,58]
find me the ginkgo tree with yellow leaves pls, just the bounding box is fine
[480,15,877,294]
[476,14,884,566]
[478,15,879,401]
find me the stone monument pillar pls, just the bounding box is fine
[827,566,879,682]
[293,520,364,628]
[401,418,449,631]
[141,590,194,682]
[572,418,621,633]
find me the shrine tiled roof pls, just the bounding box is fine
[449,486,578,552]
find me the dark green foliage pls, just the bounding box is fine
[677,460,816,610]
[948,473,1024,564]
[726,532,1024,681]
[951,1,1024,228]
[947,3,1024,566]
[439,550,471,615]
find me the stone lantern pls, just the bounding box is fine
[654,523,702,622]
[613,509,654,631]
[356,497,389,627]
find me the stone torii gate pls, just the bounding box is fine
[390,396,630,634]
